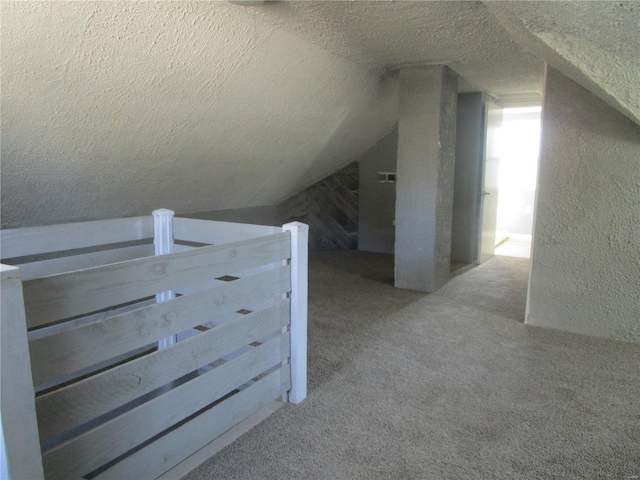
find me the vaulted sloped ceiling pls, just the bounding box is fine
[2,1,638,228]
[487,1,640,125]
[1,2,398,227]
[243,1,546,97]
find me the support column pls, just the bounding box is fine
[394,66,458,292]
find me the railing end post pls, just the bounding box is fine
[1,264,45,480]
[282,222,309,404]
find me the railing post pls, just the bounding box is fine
[153,209,176,349]
[282,222,309,404]
[1,265,44,480]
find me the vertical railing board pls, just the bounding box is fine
[0,265,44,480]
[153,209,177,349]
[282,222,309,404]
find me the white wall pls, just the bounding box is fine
[527,66,640,344]
[358,128,397,254]
[1,2,397,228]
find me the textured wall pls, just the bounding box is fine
[527,66,640,344]
[1,2,397,227]
[358,128,397,254]
[181,206,278,227]
[246,1,543,98]
[395,66,458,293]
[488,1,640,125]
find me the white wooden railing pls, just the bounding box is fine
[0,210,308,480]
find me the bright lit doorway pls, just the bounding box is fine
[494,106,542,259]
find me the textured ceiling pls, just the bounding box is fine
[487,1,640,125]
[1,1,638,228]
[245,1,639,120]
[243,1,546,98]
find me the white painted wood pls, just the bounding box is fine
[0,216,153,259]
[153,209,175,258]
[172,243,196,253]
[27,298,156,341]
[174,263,281,297]
[233,261,282,279]
[23,232,290,328]
[33,345,154,395]
[158,399,284,480]
[0,265,44,480]
[174,277,225,296]
[282,222,309,404]
[35,300,290,440]
[0,215,304,480]
[29,268,291,386]
[173,217,280,245]
[94,368,291,480]
[41,335,290,480]
[153,209,177,349]
[12,244,154,280]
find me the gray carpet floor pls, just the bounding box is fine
[183,252,640,480]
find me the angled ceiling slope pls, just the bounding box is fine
[247,1,639,124]
[2,1,638,228]
[0,1,398,227]
[487,1,640,126]
[242,1,546,98]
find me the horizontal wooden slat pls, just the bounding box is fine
[30,267,291,385]
[172,244,196,253]
[34,345,154,395]
[23,231,290,328]
[174,261,285,297]
[15,244,154,281]
[0,216,153,259]
[173,217,280,245]
[157,399,285,480]
[42,335,290,480]
[36,300,290,440]
[28,298,156,342]
[95,367,290,480]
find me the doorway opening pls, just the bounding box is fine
[493,106,542,259]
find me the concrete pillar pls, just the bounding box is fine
[394,66,458,292]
